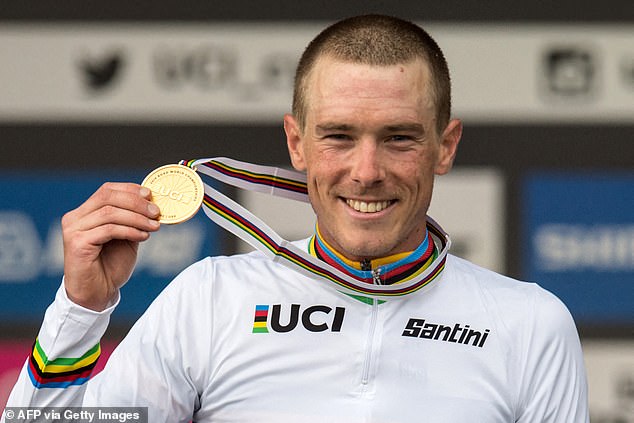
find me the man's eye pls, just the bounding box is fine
[326,134,351,140]
[389,135,413,142]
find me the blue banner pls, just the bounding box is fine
[523,172,634,325]
[0,170,222,323]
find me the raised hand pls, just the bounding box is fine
[61,183,161,311]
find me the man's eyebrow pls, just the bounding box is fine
[315,123,426,133]
[315,123,355,133]
[384,123,425,133]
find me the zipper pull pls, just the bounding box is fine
[360,259,382,284]
[371,268,382,285]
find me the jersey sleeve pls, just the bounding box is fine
[2,279,117,414]
[515,287,589,423]
[3,259,213,423]
[82,259,213,422]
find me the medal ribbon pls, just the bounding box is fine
[179,157,451,300]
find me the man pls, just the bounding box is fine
[3,15,588,422]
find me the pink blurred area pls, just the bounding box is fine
[0,339,119,410]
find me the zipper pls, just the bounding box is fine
[360,261,382,387]
[361,297,379,386]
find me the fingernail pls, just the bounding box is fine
[140,187,151,197]
[148,202,160,216]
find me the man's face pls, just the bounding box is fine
[284,56,461,261]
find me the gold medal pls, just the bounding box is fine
[141,164,204,224]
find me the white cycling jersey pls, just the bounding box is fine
[4,235,588,422]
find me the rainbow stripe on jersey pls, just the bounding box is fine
[28,338,100,388]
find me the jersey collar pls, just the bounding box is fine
[309,224,438,285]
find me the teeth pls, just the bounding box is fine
[346,199,390,213]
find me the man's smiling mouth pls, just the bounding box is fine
[345,199,393,213]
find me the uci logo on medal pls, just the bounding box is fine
[154,183,193,204]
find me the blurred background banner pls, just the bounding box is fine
[524,172,634,325]
[0,1,632,419]
[0,24,632,124]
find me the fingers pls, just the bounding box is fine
[62,182,161,248]
[76,203,160,236]
[64,222,150,256]
[73,182,159,221]
[69,182,158,223]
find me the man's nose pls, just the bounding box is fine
[350,140,386,187]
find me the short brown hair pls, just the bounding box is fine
[293,14,451,134]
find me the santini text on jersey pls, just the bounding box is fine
[402,318,491,348]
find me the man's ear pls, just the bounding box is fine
[435,118,463,175]
[284,113,307,171]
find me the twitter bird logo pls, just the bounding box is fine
[78,50,125,93]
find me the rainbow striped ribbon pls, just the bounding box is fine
[179,157,451,300]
